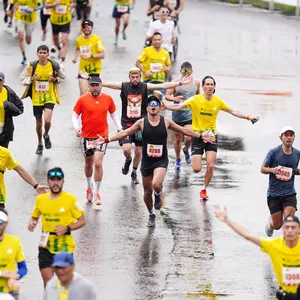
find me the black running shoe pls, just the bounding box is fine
[35,144,43,155]
[43,135,52,149]
[131,172,140,184]
[122,157,132,175]
[154,192,162,210]
[147,213,156,228]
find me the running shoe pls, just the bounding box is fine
[154,192,162,210]
[265,218,274,237]
[122,31,127,40]
[114,37,118,46]
[86,187,93,202]
[50,46,57,59]
[4,15,8,23]
[131,172,140,184]
[7,21,12,28]
[93,193,102,209]
[122,157,132,175]
[175,158,181,170]
[35,144,43,155]
[59,62,65,72]
[21,58,27,65]
[200,189,209,200]
[147,213,156,228]
[41,29,47,41]
[183,148,191,164]
[43,135,52,149]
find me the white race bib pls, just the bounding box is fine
[55,5,67,14]
[35,81,49,93]
[43,7,51,15]
[147,144,163,158]
[127,106,141,118]
[150,63,162,73]
[39,232,49,248]
[19,5,28,14]
[282,267,300,286]
[80,46,91,55]
[117,5,128,13]
[276,166,293,181]
[86,140,96,150]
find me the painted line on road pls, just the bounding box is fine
[216,74,297,80]
[221,88,292,96]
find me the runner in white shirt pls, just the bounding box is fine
[146,6,176,58]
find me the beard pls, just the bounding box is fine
[50,185,63,195]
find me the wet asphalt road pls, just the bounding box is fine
[1,0,300,299]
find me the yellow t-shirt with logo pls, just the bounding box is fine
[11,0,39,23]
[0,234,26,293]
[0,147,19,205]
[0,88,7,135]
[76,34,105,75]
[47,0,72,25]
[31,191,85,254]
[261,237,300,294]
[184,94,229,135]
[31,61,56,106]
[137,46,171,82]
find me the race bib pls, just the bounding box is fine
[55,5,67,14]
[86,140,96,150]
[117,5,128,13]
[19,5,28,14]
[127,106,141,118]
[43,7,51,15]
[150,63,162,73]
[80,46,91,55]
[35,81,49,93]
[282,267,300,286]
[147,144,163,158]
[276,166,293,181]
[39,232,49,248]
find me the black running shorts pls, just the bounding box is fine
[191,136,218,156]
[267,194,297,214]
[81,138,107,157]
[33,103,55,119]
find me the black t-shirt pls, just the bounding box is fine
[120,82,148,128]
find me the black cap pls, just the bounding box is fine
[47,167,64,179]
[180,61,192,69]
[88,77,102,84]
[283,215,300,224]
[81,19,93,28]
[0,72,5,81]
[147,95,161,105]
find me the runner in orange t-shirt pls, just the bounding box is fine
[72,77,122,209]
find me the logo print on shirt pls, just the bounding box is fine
[59,207,65,213]
[127,94,142,118]
[7,248,13,254]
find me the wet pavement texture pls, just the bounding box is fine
[1,0,300,299]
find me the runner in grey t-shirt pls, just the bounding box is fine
[165,62,200,170]
[261,126,300,237]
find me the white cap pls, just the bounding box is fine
[0,211,8,222]
[280,126,295,136]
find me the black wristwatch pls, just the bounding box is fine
[66,226,71,234]
[199,132,202,140]
[33,183,39,189]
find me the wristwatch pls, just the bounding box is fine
[66,226,71,234]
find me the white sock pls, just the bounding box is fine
[150,209,155,215]
[86,177,93,188]
[95,181,101,194]
[202,185,206,190]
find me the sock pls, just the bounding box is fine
[202,185,206,190]
[22,51,26,60]
[132,166,137,173]
[150,209,154,215]
[61,57,65,62]
[86,177,93,188]
[95,181,101,194]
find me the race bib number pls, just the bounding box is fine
[43,7,51,15]
[55,5,67,14]
[86,140,96,150]
[147,144,163,158]
[117,5,128,13]
[282,267,300,286]
[127,106,141,118]
[150,63,162,73]
[276,166,292,181]
[35,81,49,93]
[19,5,28,14]
[39,232,49,248]
[80,46,91,55]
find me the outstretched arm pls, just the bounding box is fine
[224,108,259,124]
[162,101,186,111]
[102,81,122,90]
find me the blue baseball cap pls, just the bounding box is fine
[52,252,74,267]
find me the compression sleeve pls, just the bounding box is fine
[17,261,27,279]
[110,111,123,131]
[72,112,80,131]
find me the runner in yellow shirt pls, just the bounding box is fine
[46,0,75,68]
[0,209,27,298]
[7,0,41,65]
[28,167,86,287]
[20,45,65,155]
[112,0,135,45]
[215,207,300,298]
[72,20,105,95]
[164,75,259,200]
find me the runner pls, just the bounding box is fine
[75,0,90,30]
[136,32,171,95]
[7,0,41,64]
[0,72,24,149]
[72,77,123,209]
[101,67,192,184]
[215,206,300,299]
[72,19,105,95]
[40,0,51,41]
[146,0,173,22]
[44,252,97,299]
[169,0,184,21]
[45,0,74,68]
[112,0,135,46]
[165,62,200,170]
[93,96,215,227]
[3,0,13,27]
[0,208,27,299]
[163,75,259,201]
[262,126,300,237]
[20,44,65,155]
[0,146,48,209]
[146,6,176,59]
[28,167,86,287]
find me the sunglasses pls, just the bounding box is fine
[148,101,160,107]
[180,68,192,74]
[48,171,63,178]
[0,220,5,225]
[160,10,169,13]
[38,52,48,54]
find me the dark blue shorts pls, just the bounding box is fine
[112,5,130,18]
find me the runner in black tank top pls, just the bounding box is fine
[96,96,214,228]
